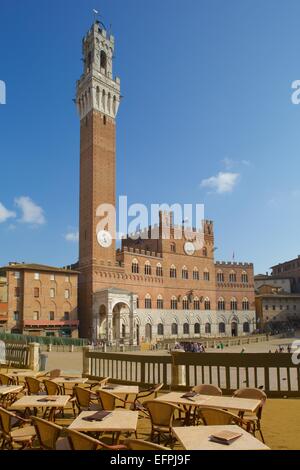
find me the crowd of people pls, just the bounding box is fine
[174,341,206,352]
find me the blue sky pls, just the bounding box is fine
[0,0,300,274]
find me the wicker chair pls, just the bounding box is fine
[0,373,14,386]
[198,407,244,426]
[130,383,164,417]
[192,384,222,396]
[25,377,44,395]
[0,407,36,449]
[144,400,182,446]
[233,387,267,442]
[66,429,127,451]
[73,386,102,414]
[43,379,62,395]
[31,416,70,450]
[97,389,130,410]
[124,438,169,450]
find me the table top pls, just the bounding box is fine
[11,394,71,409]
[68,409,139,433]
[0,385,23,396]
[8,370,42,378]
[51,377,88,385]
[97,384,139,395]
[172,425,270,450]
[155,392,260,413]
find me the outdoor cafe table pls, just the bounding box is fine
[51,377,88,393]
[7,370,43,384]
[0,385,23,396]
[68,409,138,443]
[98,384,139,396]
[172,425,270,450]
[11,394,71,421]
[154,392,261,413]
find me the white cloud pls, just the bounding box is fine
[15,196,46,225]
[0,202,16,223]
[65,231,79,242]
[200,172,240,194]
[222,157,235,170]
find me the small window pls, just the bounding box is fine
[49,311,54,321]
[241,272,248,283]
[50,288,55,298]
[242,299,250,311]
[14,271,20,279]
[65,275,70,282]
[229,272,237,283]
[144,262,152,275]
[204,270,210,281]
[157,297,163,309]
[157,323,164,335]
[204,298,211,310]
[13,311,19,321]
[34,287,39,298]
[156,264,163,277]
[182,297,189,310]
[170,266,177,278]
[64,312,70,321]
[194,299,200,310]
[170,243,176,253]
[217,272,224,283]
[194,323,200,334]
[33,311,39,320]
[182,267,188,280]
[132,260,139,274]
[193,268,199,280]
[171,297,178,310]
[171,323,178,335]
[64,289,70,299]
[218,298,225,310]
[34,273,40,280]
[50,274,55,281]
[183,323,189,335]
[219,322,226,334]
[205,322,211,334]
[230,299,238,311]
[145,295,152,309]
[136,297,139,309]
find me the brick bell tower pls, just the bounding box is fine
[76,21,121,338]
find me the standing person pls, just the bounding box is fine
[287,344,291,354]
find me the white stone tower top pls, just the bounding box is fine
[76,21,121,120]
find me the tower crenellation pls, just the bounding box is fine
[76,21,121,120]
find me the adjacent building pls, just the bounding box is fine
[0,263,79,337]
[271,255,300,293]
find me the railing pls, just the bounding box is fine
[82,348,300,398]
[156,334,272,350]
[0,340,30,368]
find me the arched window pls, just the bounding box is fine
[183,323,189,334]
[182,296,189,310]
[230,298,238,311]
[144,261,152,275]
[145,294,152,309]
[202,247,208,257]
[204,269,210,281]
[242,298,249,310]
[113,95,117,115]
[171,296,178,310]
[219,322,226,334]
[157,295,163,309]
[243,321,250,333]
[229,271,237,283]
[193,297,200,310]
[194,323,200,334]
[205,322,211,334]
[171,323,178,335]
[100,50,107,73]
[132,259,139,274]
[193,267,199,280]
[170,265,177,278]
[156,263,163,277]
[170,243,176,253]
[241,271,248,283]
[136,297,139,309]
[107,92,111,113]
[101,89,106,110]
[217,270,224,283]
[218,298,225,311]
[96,86,100,107]
[182,266,188,280]
[157,323,164,335]
[204,298,211,310]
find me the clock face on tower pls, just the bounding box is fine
[184,241,195,256]
[97,230,112,248]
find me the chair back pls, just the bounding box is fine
[97,390,117,410]
[124,438,169,450]
[192,384,222,396]
[43,379,61,395]
[0,373,13,386]
[233,387,267,418]
[66,429,100,450]
[32,416,62,450]
[49,369,61,379]
[0,407,15,436]
[25,376,41,395]
[144,400,176,428]
[199,407,241,425]
[74,386,92,409]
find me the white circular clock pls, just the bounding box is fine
[184,241,195,256]
[97,230,112,248]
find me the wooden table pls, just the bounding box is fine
[155,392,261,413]
[172,425,270,450]
[98,384,139,396]
[8,370,43,384]
[52,377,88,385]
[0,385,23,396]
[11,394,71,421]
[68,409,138,443]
